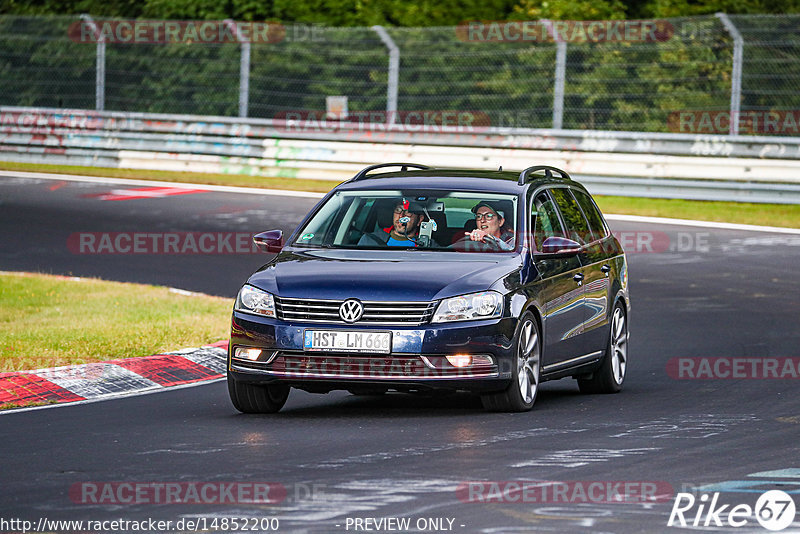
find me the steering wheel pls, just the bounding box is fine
[480,234,506,251]
[359,232,388,246]
[451,234,500,252]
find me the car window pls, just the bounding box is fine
[572,189,608,239]
[549,188,593,245]
[292,189,518,252]
[532,191,566,251]
[293,193,350,246]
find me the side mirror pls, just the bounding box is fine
[538,236,582,258]
[253,230,284,253]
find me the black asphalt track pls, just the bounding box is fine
[1,175,799,533]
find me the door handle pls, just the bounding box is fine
[573,273,584,286]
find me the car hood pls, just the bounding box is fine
[247,248,521,301]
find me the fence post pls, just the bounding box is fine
[542,20,566,129]
[715,13,743,135]
[225,19,250,118]
[371,26,399,123]
[80,14,105,111]
[553,41,567,130]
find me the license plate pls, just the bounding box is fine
[303,330,391,353]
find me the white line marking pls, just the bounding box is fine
[604,214,800,234]
[168,287,207,297]
[748,469,800,479]
[4,169,799,233]
[4,170,799,233]
[0,170,326,199]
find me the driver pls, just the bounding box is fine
[464,201,515,251]
[359,200,424,247]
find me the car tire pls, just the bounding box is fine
[578,301,628,394]
[227,374,290,413]
[481,313,541,412]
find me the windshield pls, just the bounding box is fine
[292,189,519,252]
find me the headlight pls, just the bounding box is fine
[432,291,503,323]
[235,285,276,317]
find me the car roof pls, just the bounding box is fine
[335,168,575,194]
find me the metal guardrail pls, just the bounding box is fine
[4,106,800,159]
[577,175,800,204]
[2,106,800,203]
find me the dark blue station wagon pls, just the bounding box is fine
[228,164,630,412]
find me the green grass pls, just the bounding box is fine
[593,196,800,229]
[0,160,341,193]
[0,272,231,372]
[2,160,798,228]
[0,400,55,411]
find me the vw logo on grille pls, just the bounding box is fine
[339,299,364,323]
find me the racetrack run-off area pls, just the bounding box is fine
[0,173,799,533]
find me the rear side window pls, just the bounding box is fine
[572,189,608,239]
[550,188,593,245]
[532,191,566,251]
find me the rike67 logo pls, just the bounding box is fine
[668,490,796,531]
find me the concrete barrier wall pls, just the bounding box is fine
[3,106,800,203]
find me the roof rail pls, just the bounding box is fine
[518,165,571,186]
[350,163,431,182]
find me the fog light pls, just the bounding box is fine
[235,347,262,361]
[446,354,473,368]
[472,355,494,366]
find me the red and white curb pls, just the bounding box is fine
[0,340,229,412]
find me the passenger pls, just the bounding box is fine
[465,201,515,251]
[359,200,425,247]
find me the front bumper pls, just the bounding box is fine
[228,311,517,393]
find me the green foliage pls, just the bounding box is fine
[558,16,735,131]
[3,0,800,23]
[632,0,800,18]
[0,0,144,17]
[106,42,240,115]
[2,5,800,134]
[512,0,627,20]
[141,0,235,20]
[0,0,521,26]
[0,16,95,108]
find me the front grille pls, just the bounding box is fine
[274,297,436,326]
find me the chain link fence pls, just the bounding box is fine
[1,14,799,134]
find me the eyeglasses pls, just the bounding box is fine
[475,212,497,221]
[394,208,413,215]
